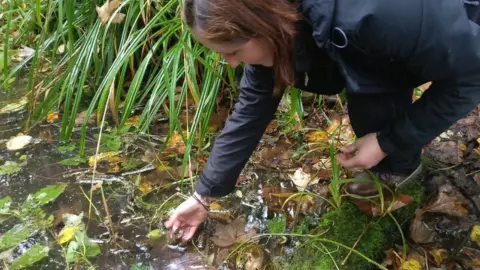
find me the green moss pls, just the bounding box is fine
[267,214,287,234]
[287,179,425,270]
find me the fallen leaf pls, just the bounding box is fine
[0,97,27,114]
[305,130,329,144]
[211,216,257,248]
[6,134,32,151]
[400,258,422,270]
[289,168,319,191]
[96,0,125,24]
[147,229,165,240]
[0,161,22,176]
[425,190,469,218]
[430,249,448,265]
[471,225,480,247]
[9,244,49,270]
[57,226,81,244]
[47,112,59,123]
[410,209,436,244]
[367,194,414,217]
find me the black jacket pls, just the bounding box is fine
[195,0,480,197]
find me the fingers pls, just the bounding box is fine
[339,143,358,154]
[164,213,178,229]
[182,226,198,243]
[337,153,363,169]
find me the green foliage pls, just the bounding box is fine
[267,214,287,234]
[0,196,12,214]
[122,157,142,170]
[57,143,76,153]
[26,183,68,207]
[287,179,425,270]
[0,161,22,176]
[0,224,34,251]
[9,244,49,270]
[59,156,88,166]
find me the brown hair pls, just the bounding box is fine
[182,0,299,94]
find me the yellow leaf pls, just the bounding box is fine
[429,249,448,265]
[95,0,125,24]
[47,112,59,123]
[470,225,480,247]
[156,164,173,172]
[305,130,328,143]
[400,259,421,270]
[458,144,467,151]
[57,226,80,244]
[210,202,223,211]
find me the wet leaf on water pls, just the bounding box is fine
[267,214,287,234]
[57,143,76,154]
[0,97,27,114]
[410,209,436,244]
[129,264,151,270]
[0,161,22,176]
[425,190,469,218]
[430,249,448,265]
[9,244,49,270]
[400,258,422,270]
[30,184,67,206]
[75,231,101,258]
[0,224,34,251]
[211,216,257,248]
[57,226,81,244]
[0,196,11,215]
[289,168,319,191]
[470,225,480,247]
[147,229,165,240]
[46,112,59,123]
[88,151,126,173]
[96,0,126,24]
[59,156,87,166]
[66,240,78,263]
[6,135,32,151]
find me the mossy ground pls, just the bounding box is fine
[283,178,425,270]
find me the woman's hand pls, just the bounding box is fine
[336,133,387,170]
[164,192,209,242]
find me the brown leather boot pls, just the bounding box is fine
[343,164,424,199]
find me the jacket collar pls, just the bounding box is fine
[300,0,335,48]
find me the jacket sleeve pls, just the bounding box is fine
[195,64,280,197]
[353,0,480,154]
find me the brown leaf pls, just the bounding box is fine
[75,110,96,126]
[305,130,329,143]
[354,195,413,217]
[410,209,436,244]
[88,151,126,173]
[210,216,257,248]
[430,249,448,265]
[425,191,469,218]
[163,131,186,155]
[96,0,125,24]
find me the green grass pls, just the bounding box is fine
[2,0,237,183]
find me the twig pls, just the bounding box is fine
[341,221,372,265]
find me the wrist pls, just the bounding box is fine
[192,191,212,211]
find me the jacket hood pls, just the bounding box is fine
[300,0,336,48]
